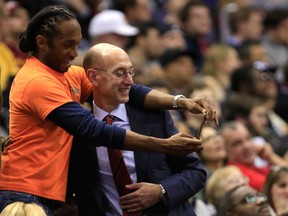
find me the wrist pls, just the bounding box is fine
[173,95,186,110]
[159,184,168,204]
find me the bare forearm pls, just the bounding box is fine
[123,130,203,155]
[123,130,166,152]
[268,154,288,166]
[143,89,174,109]
[143,89,218,125]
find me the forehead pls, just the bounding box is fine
[189,5,209,17]
[224,124,247,137]
[103,49,132,68]
[223,125,249,144]
[202,127,217,137]
[52,19,81,40]
[233,186,256,201]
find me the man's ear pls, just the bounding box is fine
[36,35,48,50]
[87,69,99,86]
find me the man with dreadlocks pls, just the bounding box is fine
[0,5,217,216]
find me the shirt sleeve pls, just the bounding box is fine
[128,84,151,107]
[47,101,126,149]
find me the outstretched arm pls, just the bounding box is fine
[144,89,218,125]
[48,102,203,155]
[129,84,218,125]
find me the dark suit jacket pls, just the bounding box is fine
[68,104,207,216]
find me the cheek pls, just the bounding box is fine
[271,185,282,197]
[201,147,213,158]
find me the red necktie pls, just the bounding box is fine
[104,115,140,216]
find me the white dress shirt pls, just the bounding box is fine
[93,102,137,216]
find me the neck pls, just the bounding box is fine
[205,160,225,172]
[218,74,229,89]
[93,96,117,113]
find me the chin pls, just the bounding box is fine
[120,96,129,103]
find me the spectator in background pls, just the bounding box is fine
[237,40,270,65]
[152,0,188,30]
[262,8,288,82]
[230,62,288,139]
[206,166,249,215]
[2,1,29,113]
[0,202,47,216]
[262,166,288,216]
[127,21,164,85]
[252,0,288,11]
[218,185,275,216]
[88,10,138,48]
[159,24,187,51]
[73,9,139,66]
[112,0,152,24]
[218,0,253,43]
[201,43,240,103]
[194,126,227,213]
[198,126,227,177]
[18,0,99,43]
[224,93,288,158]
[226,6,263,48]
[221,121,288,192]
[159,48,196,95]
[4,1,29,68]
[179,0,212,71]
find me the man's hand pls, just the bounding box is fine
[125,131,203,155]
[120,182,162,213]
[178,97,218,125]
[163,132,203,155]
[256,144,288,166]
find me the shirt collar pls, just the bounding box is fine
[93,101,128,122]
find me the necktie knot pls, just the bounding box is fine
[104,115,114,125]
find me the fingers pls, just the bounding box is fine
[202,105,218,125]
[186,97,219,126]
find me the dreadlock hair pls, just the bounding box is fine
[19,5,76,53]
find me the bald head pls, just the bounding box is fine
[84,43,133,112]
[83,43,127,72]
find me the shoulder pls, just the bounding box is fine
[67,65,86,77]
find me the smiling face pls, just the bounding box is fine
[200,126,226,163]
[222,122,256,166]
[38,19,82,73]
[271,170,288,213]
[89,45,134,112]
[228,186,272,216]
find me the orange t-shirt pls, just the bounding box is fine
[0,56,92,201]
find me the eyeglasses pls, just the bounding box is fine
[93,67,136,79]
[229,193,267,211]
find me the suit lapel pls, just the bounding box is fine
[126,104,151,181]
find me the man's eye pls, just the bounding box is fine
[115,69,125,77]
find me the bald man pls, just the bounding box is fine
[68,43,207,216]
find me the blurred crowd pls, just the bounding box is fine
[1,0,288,215]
